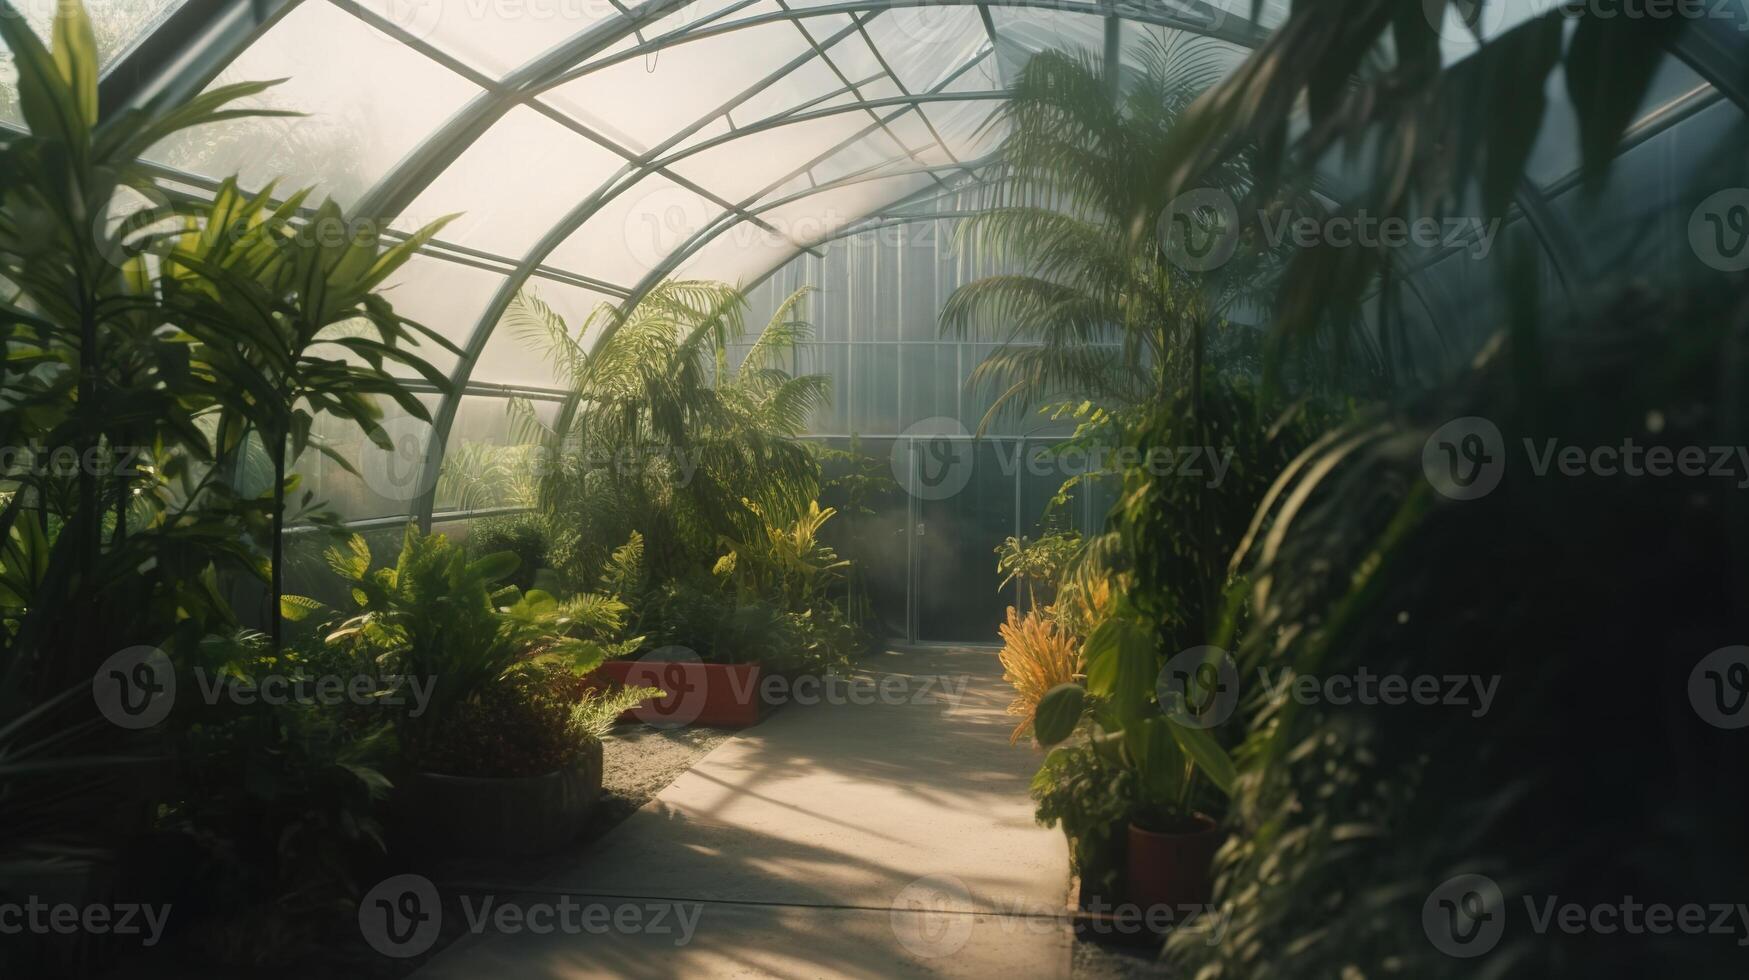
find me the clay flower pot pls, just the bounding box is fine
[1124,813,1222,930]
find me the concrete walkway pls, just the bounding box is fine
[414,645,1072,978]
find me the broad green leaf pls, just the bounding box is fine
[1169,718,1236,797]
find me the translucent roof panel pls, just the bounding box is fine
[0,0,185,124]
[547,173,724,288]
[669,110,892,202]
[473,281,621,389]
[542,4,815,155]
[859,7,990,92]
[396,105,625,257]
[371,254,509,376]
[351,0,620,79]
[144,0,481,208]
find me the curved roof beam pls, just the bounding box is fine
[406,8,924,526]
[99,0,305,117]
[349,0,705,221]
[353,0,1271,225]
[546,0,1270,91]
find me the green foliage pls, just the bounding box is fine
[1154,1,1684,386]
[1032,683,1086,746]
[414,663,657,779]
[1031,738,1135,895]
[509,281,829,589]
[469,512,550,591]
[941,36,1321,433]
[0,3,444,938]
[995,530,1083,612]
[289,526,611,768]
[1165,281,1749,978]
[439,441,542,512]
[569,683,664,743]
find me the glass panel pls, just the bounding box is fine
[675,215,802,287]
[433,395,558,512]
[915,440,1016,641]
[353,0,620,80]
[859,7,988,93]
[291,393,441,523]
[851,342,900,433]
[398,105,625,257]
[669,109,882,202]
[373,254,511,376]
[1,0,185,124]
[797,343,851,433]
[805,130,916,189]
[900,343,959,428]
[543,11,812,154]
[473,282,620,387]
[548,173,723,288]
[757,172,937,246]
[144,1,481,208]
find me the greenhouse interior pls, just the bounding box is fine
[3,0,1748,976]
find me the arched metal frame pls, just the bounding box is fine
[84,1,1747,532]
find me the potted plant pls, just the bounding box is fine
[285,526,654,857]
[399,666,654,858]
[1033,619,1236,940]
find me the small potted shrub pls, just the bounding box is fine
[1032,620,1236,941]
[402,665,655,857]
[286,526,655,858]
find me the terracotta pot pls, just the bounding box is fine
[591,659,764,728]
[397,740,603,858]
[1124,814,1222,928]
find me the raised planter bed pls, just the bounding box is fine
[396,740,603,859]
[591,659,764,729]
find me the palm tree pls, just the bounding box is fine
[940,35,1279,434]
[505,281,832,585]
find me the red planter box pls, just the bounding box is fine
[590,659,764,729]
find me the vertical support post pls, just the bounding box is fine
[1104,8,1121,102]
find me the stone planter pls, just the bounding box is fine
[397,740,603,859]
